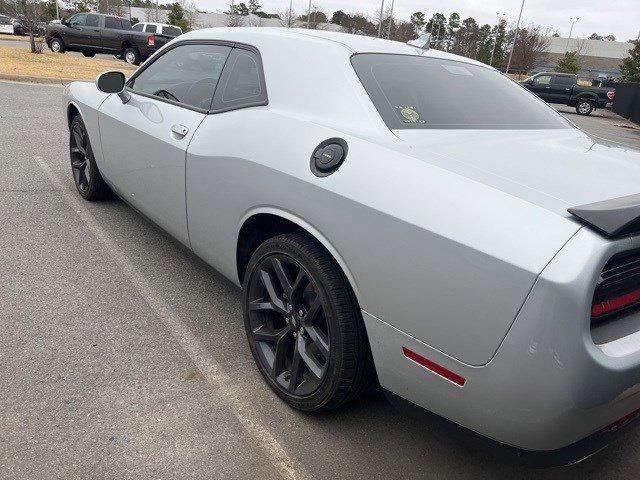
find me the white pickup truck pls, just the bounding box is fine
[131,22,182,38]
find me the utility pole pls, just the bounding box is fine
[489,12,506,67]
[306,0,311,28]
[506,0,525,74]
[566,17,580,52]
[386,0,394,39]
[155,0,159,22]
[128,0,131,21]
[377,0,384,38]
[288,0,292,27]
[55,0,59,19]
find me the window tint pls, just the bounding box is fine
[213,48,267,111]
[352,54,569,130]
[132,23,144,31]
[129,44,232,111]
[68,13,87,27]
[105,17,121,29]
[144,24,157,33]
[533,74,552,86]
[163,25,182,37]
[86,14,100,27]
[552,75,575,86]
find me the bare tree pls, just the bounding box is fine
[507,24,551,73]
[278,7,295,27]
[17,0,45,53]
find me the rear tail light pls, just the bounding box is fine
[607,90,615,100]
[147,35,155,46]
[592,249,640,325]
[592,288,640,318]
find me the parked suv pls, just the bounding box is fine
[44,13,170,65]
[521,72,615,116]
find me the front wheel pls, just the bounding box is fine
[123,47,140,65]
[242,233,375,411]
[69,116,110,201]
[49,37,65,53]
[576,99,594,116]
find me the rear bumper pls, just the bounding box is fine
[365,227,640,451]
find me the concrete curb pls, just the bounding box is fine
[0,73,76,85]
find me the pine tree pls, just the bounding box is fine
[555,51,581,74]
[620,41,640,82]
[167,2,188,31]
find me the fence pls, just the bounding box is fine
[611,82,640,124]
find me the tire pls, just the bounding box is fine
[576,99,594,116]
[69,116,110,201]
[242,232,375,412]
[81,51,95,57]
[123,47,140,65]
[50,37,64,53]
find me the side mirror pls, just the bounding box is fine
[96,71,130,103]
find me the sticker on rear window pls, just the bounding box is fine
[396,106,425,124]
[441,65,473,76]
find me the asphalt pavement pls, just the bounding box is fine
[2,79,640,480]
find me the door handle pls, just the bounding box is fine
[171,124,189,138]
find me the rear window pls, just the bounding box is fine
[105,17,122,29]
[132,23,144,31]
[86,14,99,27]
[0,15,11,25]
[351,54,570,130]
[144,24,157,33]
[162,25,182,37]
[553,75,576,86]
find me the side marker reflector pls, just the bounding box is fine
[402,347,466,387]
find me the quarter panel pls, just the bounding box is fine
[186,109,578,366]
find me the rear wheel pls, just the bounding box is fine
[50,37,64,53]
[123,47,140,65]
[576,99,594,116]
[69,116,110,201]
[242,233,375,411]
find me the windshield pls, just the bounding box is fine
[351,54,571,130]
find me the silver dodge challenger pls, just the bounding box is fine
[63,28,640,455]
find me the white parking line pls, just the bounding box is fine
[34,156,312,480]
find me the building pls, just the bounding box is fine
[534,36,634,80]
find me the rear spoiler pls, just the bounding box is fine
[568,193,640,236]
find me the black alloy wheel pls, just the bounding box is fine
[69,116,110,201]
[243,233,375,411]
[247,253,330,397]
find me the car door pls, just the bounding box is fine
[80,13,102,49]
[528,74,553,101]
[548,74,574,103]
[63,13,87,46]
[98,42,232,246]
[102,16,126,52]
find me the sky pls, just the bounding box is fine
[192,0,640,43]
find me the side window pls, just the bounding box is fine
[212,48,267,112]
[132,23,144,31]
[129,43,232,111]
[86,14,100,27]
[68,13,87,27]
[105,17,120,29]
[533,75,552,86]
[552,75,575,87]
[144,24,158,33]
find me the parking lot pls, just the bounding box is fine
[1,79,640,479]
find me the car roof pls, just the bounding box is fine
[178,27,491,69]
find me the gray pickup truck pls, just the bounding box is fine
[521,72,615,116]
[45,13,175,65]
